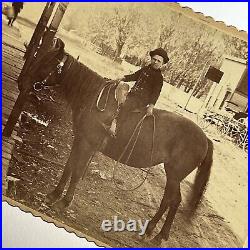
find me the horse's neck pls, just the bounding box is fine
[62,56,113,115]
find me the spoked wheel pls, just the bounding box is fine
[216,123,228,139]
[234,131,248,153]
[243,142,248,153]
[196,116,212,130]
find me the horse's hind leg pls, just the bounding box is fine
[145,162,181,243]
[52,138,93,211]
[145,164,170,237]
[154,184,181,242]
[145,188,168,237]
[152,175,181,243]
[45,139,79,204]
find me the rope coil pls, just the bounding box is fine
[112,113,156,191]
[86,82,156,191]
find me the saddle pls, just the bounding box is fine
[105,107,148,138]
[98,78,130,137]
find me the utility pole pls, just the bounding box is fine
[3,2,69,137]
[183,61,209,111]
[35,2,69,61]
[18,2,56,85]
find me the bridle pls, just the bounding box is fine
[33,54,68,91]
[94,81,155,192]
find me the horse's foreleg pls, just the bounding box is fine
[52,139,93,211]
[45,162,72,204]
[46,140,78,203]
[45,139,79,204]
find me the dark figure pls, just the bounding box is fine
[233,111,248,120]
[122,48,169,114]
[8,2,23,26]
[110,48,169,135]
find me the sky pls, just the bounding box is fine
[179,2,248,32]
[18,2,248,32]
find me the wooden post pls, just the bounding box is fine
[35,2,69,60]
[3,2,69,137]
[24,3,56,59]
[2,90,29,137]
[183,61,209,111]
[18,2,56,85]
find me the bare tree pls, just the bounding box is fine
[110,7,141,61]
[59,2,246,100]
[162,22,224,98]
[154,12,181,50]
[223,35,248,61]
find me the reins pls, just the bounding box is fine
[82,82,156,191]
[112,113,155,191]
[91,82,157,191]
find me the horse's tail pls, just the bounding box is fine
[188,138,213,216]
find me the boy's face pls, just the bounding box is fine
[151,55,164,70]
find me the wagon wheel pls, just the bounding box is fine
[196,112,214,130]
[234,132,243,147]
[216,119,228,139]
[243,130,248,153]
[238,130,248,152]
[234,129,248,152]
[243,142,248,153]
[196,116,211,130]
[231,127,242,141]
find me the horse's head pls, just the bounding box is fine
[19,38,67,92]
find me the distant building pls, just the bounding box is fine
[204,55,248,114]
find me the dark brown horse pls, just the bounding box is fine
[20,38,213,243]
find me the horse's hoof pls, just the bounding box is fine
[45,192,58,205]
[144,225,155,237]
[138,233,149,241]
[162,233,170,242]
[52,199,69,212]
[150,234,163,246]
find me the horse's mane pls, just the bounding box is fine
[61,54,107,112]
[32,37,107,113]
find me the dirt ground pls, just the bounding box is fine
[3,17,248,247]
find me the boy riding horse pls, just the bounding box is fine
[109,48,169,136]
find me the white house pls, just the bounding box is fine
[204,55,248,113]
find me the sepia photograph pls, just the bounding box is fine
[2,2,248,248]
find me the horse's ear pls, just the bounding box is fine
[29,38,65,73]
[55,38,65,52]
[49,37,65,55]
[115,82,130,105]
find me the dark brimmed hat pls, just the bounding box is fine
[149,48,169,64]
